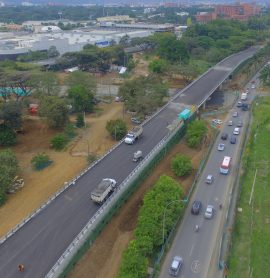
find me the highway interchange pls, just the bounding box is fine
[0,47,259,278]
[159,75,259,278]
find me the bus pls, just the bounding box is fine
[220,156,231,174]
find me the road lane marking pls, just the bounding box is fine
[191,260,201,273]
[64,195,72,201]
[189,244,195,256]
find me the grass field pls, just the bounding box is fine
[228,96,270,278]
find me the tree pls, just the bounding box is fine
[39,96,69,128]
[106,119,127,140]
[68,85,94,113]
[31,72,60,97]
[31,152,52,170]
[0,125,17,146]
[119,76,168,116]
[0,149,19,205]
[259,65,270,85]
[148,59,167,74]
[47,46,60,58]
[0,101,22,129]
[119,34,130,47]
[76,113,85,128]
[50,134,68,151]
[186,120,207,148]
[171,154,192,177]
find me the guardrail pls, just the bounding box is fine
[45,119,185,278]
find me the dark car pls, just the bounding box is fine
[230,136,237,144]
[191,200,202,215]
[242,103,249,111]
[221,133,228,140]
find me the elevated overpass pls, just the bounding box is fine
[0,46,259,278]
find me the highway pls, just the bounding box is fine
[158,78,259,278]
[0,47,258,278]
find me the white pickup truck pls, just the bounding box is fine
[91,178,117,204]
[124,126,143,144]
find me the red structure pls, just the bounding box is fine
[196,12,217,23]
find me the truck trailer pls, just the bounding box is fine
[91,178,117,204]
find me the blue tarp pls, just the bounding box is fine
[0,87,32,97]
[178,108,191,120]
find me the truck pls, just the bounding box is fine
[178,108,191,121]
[241,93,247,101]
[124,126,143,144]
[90,178,117,204]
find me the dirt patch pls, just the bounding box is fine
[0,102,128,236]
[68,132,213,278]
[132,53,150,78]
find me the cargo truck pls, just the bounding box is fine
[91,178,117,204]
[124,126,143,144]
[241,93,247,101]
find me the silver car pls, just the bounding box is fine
[169,256,183,276]
[204,205,214,219]
[218,143,225,151]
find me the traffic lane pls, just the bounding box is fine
[173,69,230,106]
[0,107,175,277]
[159,113,245,278]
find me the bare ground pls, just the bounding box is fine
[0,102,128,236]
[68,131,213,278]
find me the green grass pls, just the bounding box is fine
[189,59,213,75]
[228,96,270,278]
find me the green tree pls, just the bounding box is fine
[259,65,270,85]
[47,46,60,58]
[0,149,19,205]
[119,76,168,116]
[171,154,192,177]
[68,85,94,113]
[0,101,22,129]
[106,119,127,140]
[186,120,207,148]
[76,113,85,128]
[39,96,69,128]
[148,59,167,73]
[64,123,77,139]
[50,134,68,151]
[0,125,17,146]
[31,152,52,170]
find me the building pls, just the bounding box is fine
[195,12,217,24]
[99,23,175,32]
[96,15,134,24]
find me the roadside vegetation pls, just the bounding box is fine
[186,120,207,148]
[228,96,270,277]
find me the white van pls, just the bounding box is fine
[233,127,240,135]
[241,93,247,101]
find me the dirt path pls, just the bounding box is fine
[68,132,213,278]
[0,102,127,236]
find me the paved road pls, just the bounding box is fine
[159,79,258,278]
[0,47,258,278]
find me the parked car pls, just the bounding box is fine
[221,133,228,140]
[131,117,142,125]
[232,111,238,117]
[233,127,240,135]
[204,205,214,219]
[169,256,183,276]
[237,120,243,127]
[230,136,237,144]
[206,174,214,184]
[218,143,225,151]
[228,120,233,126]
[236,101,242,108]
[212,119,222,125]
[191,200,202,215]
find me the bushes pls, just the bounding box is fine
[106,119,127,140]
[117,175,184,277]
[186,120,207,148]
[31,153,52,170]
[171,154,192,177]
[50,134,69,151]
[76,113,85,128]
[0,125,17,147]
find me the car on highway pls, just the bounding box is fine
[251,84,256,89]
[204,205,214,219]
[237,120,243,127]
[236,101,242,108]
[191,200,202,215]
[221,133,228,140]
[228,120,233,126]
[230,136,237,144]
[232,111,238,117]
[206,174,214,184]
[169,256,183,276]
[218,143,225,151]
[233,127,240,135]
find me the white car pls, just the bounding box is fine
[212,119,222,125]
[205,205,214,219]
[251,84,255,89]
[232,111,238,117]
[233,127,240,135]
[218,143,225,151]
[228,120,233,126]
[169,256,183,276]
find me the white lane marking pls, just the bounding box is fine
[191,260,201,273]
[189,244,195,256]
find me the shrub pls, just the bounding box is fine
[106,119,127,140]
[87,153,98,164]
[31,153,52,170]
[76,113,85,128]
[50,134,68,151]
[171,154,192,177]
[64,123,77,139]
[0,125,17,147]
[186,120,207,148]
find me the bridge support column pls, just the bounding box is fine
[202,102,206,110]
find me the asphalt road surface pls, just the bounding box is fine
[159,79,259,278]
[0,47,258,278]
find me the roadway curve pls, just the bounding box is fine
[0,47,258,278]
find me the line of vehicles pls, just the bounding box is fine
[168,82,255,276]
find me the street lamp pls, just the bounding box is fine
[162,199,187,244]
